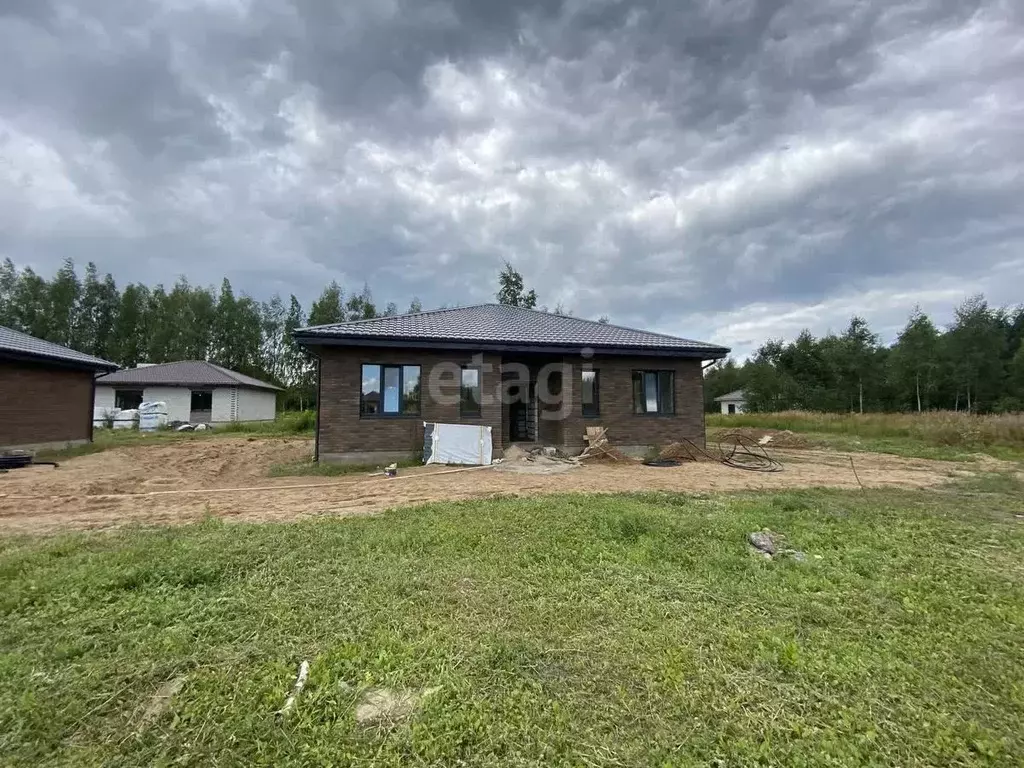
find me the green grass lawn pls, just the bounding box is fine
[269,457,421,478]
[2,480,1022,766]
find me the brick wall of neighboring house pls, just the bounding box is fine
[0,360,94,449]
[316,347,503,462]
[315,346,706,462]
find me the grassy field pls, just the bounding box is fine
[708,410,1024,461]
[2,481,1022,766]
[269,457,421,478]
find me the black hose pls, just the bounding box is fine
[664,434,783,472]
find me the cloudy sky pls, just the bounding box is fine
[1,0,1022,357]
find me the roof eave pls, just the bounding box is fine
[293,333,730,359]
[0,349,119,373]
[94,377,281,391]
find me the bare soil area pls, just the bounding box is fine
[0,437,980,534]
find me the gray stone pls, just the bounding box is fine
[747,530,777,555]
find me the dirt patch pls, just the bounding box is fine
[355,686,439,727]
[139,677,185,728]
[0,437,990,535]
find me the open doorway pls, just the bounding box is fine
[507,381,537,442]
[190,389,213,423]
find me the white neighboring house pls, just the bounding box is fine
[714,389,747,415]
[95,361,280,425]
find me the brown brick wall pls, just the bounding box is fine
[559,355,705,449]
[315,347,706,460]
[0,361,94,449]
[316,348,503,459]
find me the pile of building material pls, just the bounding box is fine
[93,402,169,431]
[494,444,580,474]
[577,426,632,462]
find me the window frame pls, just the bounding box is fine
[114,388,144,411]
[359,363,422,418]
[190,389,213,412]
[631,369,676,416]
[581,369,600,418]
[460,365,483,419]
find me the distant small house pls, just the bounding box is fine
[1,325,118,451]
[95,361,280,425]
[714,389,747,415]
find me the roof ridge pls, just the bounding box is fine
[500,304,710,345]
[299,303,495,331]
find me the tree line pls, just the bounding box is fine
[0,257,432,409]
[706,296,1024,414]
[0,258,555,410]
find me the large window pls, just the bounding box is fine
[460,366,482,418]
[632,370,674,415]
[361,364,420,416]
[115,389,144,410]
[581,370,600,417]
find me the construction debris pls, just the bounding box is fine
[748,529,778,555]
[578,426,631,462]
[276,660,310,716]
[661,434,783,472]
[0,452,59,471]
[748,529,812,562]
[495,444,580,474]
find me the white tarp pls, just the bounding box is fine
[423,422,492,466]
[138,401,169,432]
[113,409,138,429]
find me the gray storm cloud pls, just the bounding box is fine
[1,0,1021,356]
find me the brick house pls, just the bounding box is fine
[1,326,118,452]
[294,304,729,464]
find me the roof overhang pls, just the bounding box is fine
[0,350,119,373]
[94,378,282,391]
[294,333,730,360]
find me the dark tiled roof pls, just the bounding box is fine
[295,303,729,357]
[714,389,746,401]
[96,361,281,390]
[0,326,118,371]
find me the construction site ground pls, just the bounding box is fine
[0,435,993,534]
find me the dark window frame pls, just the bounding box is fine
[631,370,676,416]
[460,365,483,419]
[190,389,213,412]
[581,369,600,418]
[359,363,422,418]
[114,389,144,410]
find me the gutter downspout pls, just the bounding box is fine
[700,359,719,449]
[313,351,322,463]
[89,372,98,443]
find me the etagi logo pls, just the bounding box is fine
[425,349,596,420]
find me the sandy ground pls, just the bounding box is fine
[0,436,979,534]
